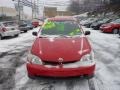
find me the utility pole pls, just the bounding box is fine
[12,0,39,20]
[18,0,21,22]
[37,0,39,18]
[12,0,21,22]
[1,7,4,16]
[31,0,33,19]
[43,0,45,18]
[33,0,35,19]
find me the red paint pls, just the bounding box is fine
[26,17,95,77]
[32,21,39,28]
[2,27,7,32]
[27,63,95,77]
[31,37,91,63]
[100,23,120,33]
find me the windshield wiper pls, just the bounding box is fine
[39,34,48,38]
[58,34,68,38]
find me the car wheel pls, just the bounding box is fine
[24,30,28,33]
[119,30,120,36]
[0,35,3,40]
[113,29,118,34]
[84,74,94,79]
[14,34,19,37]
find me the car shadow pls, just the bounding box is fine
[18,76,89,90]
[2,36,17,40]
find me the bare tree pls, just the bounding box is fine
[68,0,80,15]
[105,0,120,14]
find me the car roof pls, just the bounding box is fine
[47,16,76,21]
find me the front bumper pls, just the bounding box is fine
[26,61,95,77]
[100,27,112,33]
[19,27,29,31]
[91,25,99,30]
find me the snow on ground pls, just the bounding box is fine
[0,27,39,53]
[83,27,120,90]
[0,27,40,90]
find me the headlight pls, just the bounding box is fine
[63,52,95,68]
[104,26,111,28]
[81,52,94,62]
[27,53,42,65]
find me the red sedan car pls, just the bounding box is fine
[32,19,43,28]
[26,17,95,78]
[100,19,120,34]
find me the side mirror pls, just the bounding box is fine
[32,32,37,36]
[85,31,91,35]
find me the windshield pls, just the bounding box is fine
[99,19,109,23]
[3,22,16,26]
[19,21,27,25]
[111,19,120,23]
[41,20,82,36]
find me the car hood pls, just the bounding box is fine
[101,23,113,27]
[31,36,91,63]
[91,22,99,26]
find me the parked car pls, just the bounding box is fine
[24,20,34,30]
[32,19,43,28]
[80,18,92,25]
[84,18,98,28]
[32,21,39,28]
[0,21,20,40]
[91,18,111,30]
[18,20,29,33]
[26,17,95,78]
[100,19,120,34]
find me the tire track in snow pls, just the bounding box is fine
[0,48,28,90]
[90,40,120,59]
[88,32,120,90]
[17,77,96,90]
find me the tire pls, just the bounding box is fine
[113,29,118,34]
[30,28,33,30]
[24,30,27,33]
[84,74,94,79]
[119,30,120,36]
[14,34,19,37]
[0,35,3,40]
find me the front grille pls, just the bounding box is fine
[43,60,78,65]
[11,28,15,30]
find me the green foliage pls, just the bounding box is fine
[104,0,120,14]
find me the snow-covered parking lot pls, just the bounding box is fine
[0,27,120,90]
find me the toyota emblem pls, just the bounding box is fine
[58,58,63,63]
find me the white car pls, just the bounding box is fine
[0,21,20,40]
